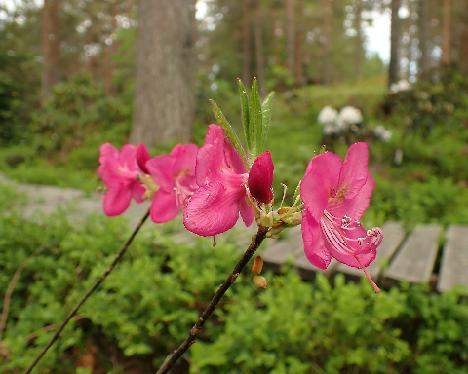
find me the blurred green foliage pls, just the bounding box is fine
[0,185,466,373]
[31,74,131,158]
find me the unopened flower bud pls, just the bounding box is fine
[282,211,301,226]
[267,223,286,238]
[251,256,263,274]
[277,206,291,215]
[138,174,158,198]
[257,211,273,227]
[253,275,268,289]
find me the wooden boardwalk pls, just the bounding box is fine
[260,222,468,293]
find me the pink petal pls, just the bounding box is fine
[223,139,246,174]
[120,144,138,169]
[136,144,151,173]
[239,198,254,227]
[103,185,132,216]
[98,144,120,186]
[172,143,198,174]
[328,173,375,221]
[338,142,369,200]
[146,155,176,190]
[195,126,225,185]
[248,151,274,204]
[301,210,331,270]
[183,181,243,236]
[300,152,341,221]
[150,189,178,223]
[99,143,118,161]
[132,183,146,203]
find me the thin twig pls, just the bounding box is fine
[0,247,44,341]
[24,209,150,374]
[156,225,269,374]
[0,266,22,341]
[25,316,86,343]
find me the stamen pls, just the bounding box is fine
[341,215,352,228]
[292,182,301,207]
[355,255,381,294]
[363,268,381,294]
[280,183,288,209]
[321,209,383,294]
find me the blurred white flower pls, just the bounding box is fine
[318,106,338,126]
[337,106,362,131]
[394,149,404,165]
[323,122,338,135]
[390,80,411,94]
[373,125,392,142]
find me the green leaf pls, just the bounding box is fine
[249,78,263,157]
[210,99,246,164]
[260,92,274,151]
[237,78,251,151]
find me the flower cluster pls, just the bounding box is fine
[373,125,392,142]
[98,126,383,290]
[98,125,273,237]
[318,105,363,135]
[389,79,411,94]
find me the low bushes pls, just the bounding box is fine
[0,187,466,373]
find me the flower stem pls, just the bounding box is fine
[156,225,269,374]
[24,209,150,374]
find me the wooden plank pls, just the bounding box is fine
[384,224,442,283]
[335,222,406,279]
[262,226,302,266]
[437,225,468,292]
[294,251,336,279]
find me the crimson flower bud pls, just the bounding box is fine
[248,151,274,204]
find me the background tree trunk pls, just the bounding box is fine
[388,0,401,88]
[459,3,468,73]
[285,0,295,79]
[41,0,60,100]
[442,0,451,65]
[103,3,118,96]
[253,0,265,93]
[131,0,196,147]
[242,0,252,84]
[322,0,332,84]
[417,0,429,78]
[294,29,303,85]
[354,0,363,80]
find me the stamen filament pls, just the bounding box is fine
[280,183,288,209]
[363,268,381,294]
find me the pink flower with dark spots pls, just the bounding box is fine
[300,142,383,292]
[183,125,255,237]
[98,143,146,216]
[248,151,274,204]
[146,144,198,223]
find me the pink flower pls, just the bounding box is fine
[98,143,146,216]
[136,143,151,174]
[183,125,255,236]
[300,142,383,292]
[248,151,274,204]
[146,144,198,223]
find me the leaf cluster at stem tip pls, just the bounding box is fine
[210,78,274,167]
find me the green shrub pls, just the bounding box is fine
[381,66,468,135]
[0,196,466,373]
[31,74,131,158]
